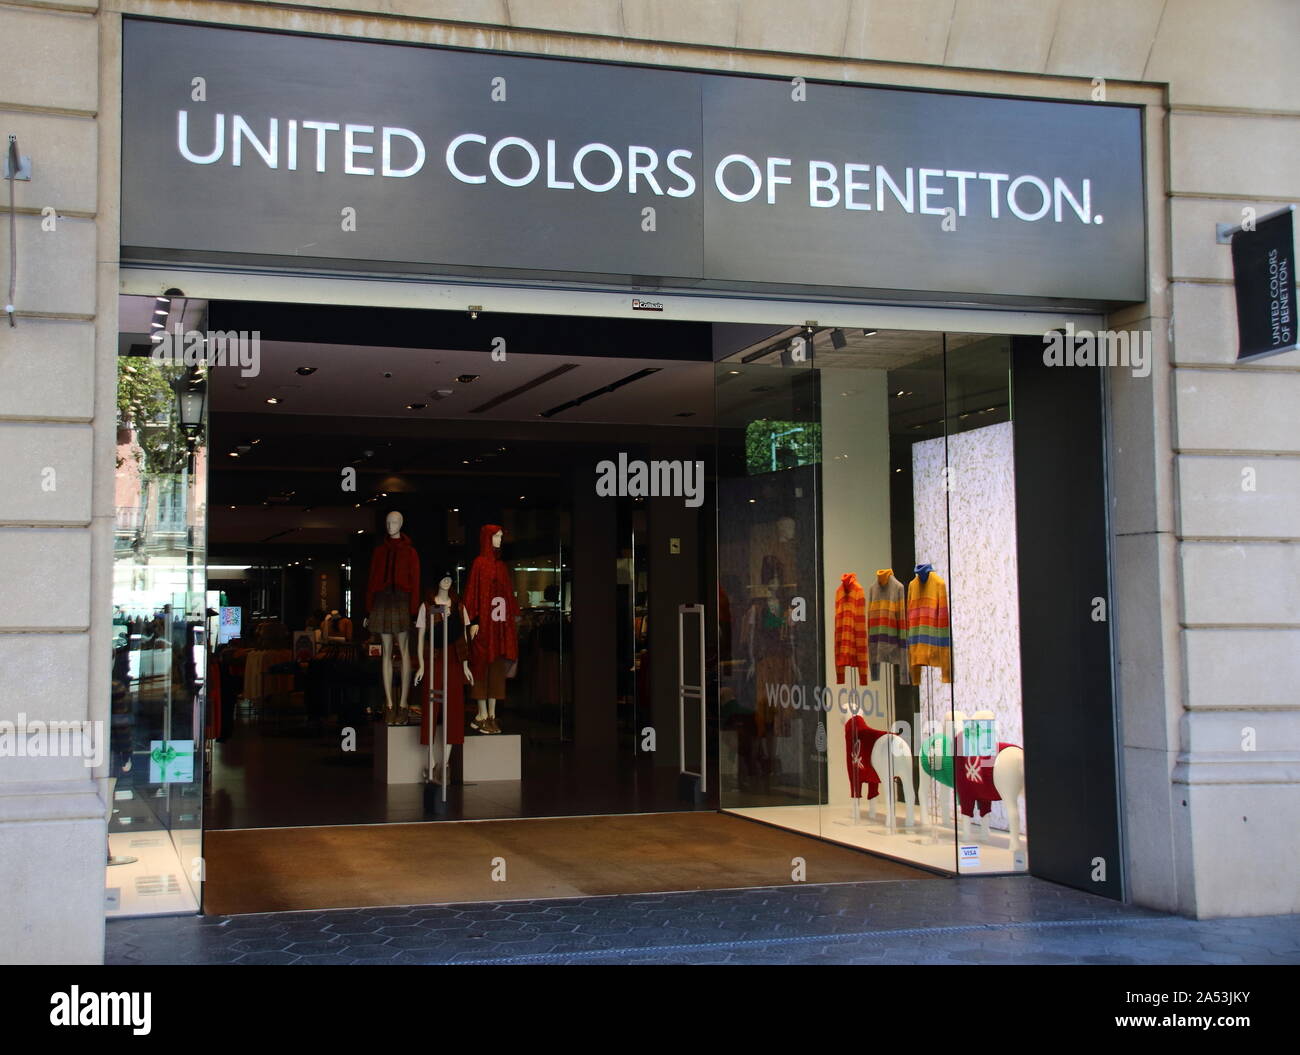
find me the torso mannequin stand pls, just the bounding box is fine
[365,511,420,725]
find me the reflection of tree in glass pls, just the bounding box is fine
[116,357,190,476]
[744,420,822,476]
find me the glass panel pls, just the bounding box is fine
[717,325,1029,877]
[109,294,208,916]
[813,327,955,870]
[941,335,1028,874]
[716,327,825,837]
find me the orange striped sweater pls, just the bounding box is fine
[834,573,868,684]
[906,567,952,684]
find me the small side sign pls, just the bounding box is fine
[1231,206,1297,361]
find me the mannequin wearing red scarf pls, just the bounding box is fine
[364,511,421,723]
[463,524,519,734]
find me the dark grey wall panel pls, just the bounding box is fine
[1011,335,1123,900]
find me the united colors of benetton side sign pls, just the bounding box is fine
[121,19,1147,306]
[1230,208,1297,361]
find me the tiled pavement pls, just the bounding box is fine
[106,877,1300,965]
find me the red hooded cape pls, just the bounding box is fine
[366,531,421,614]
[463,523,519,663]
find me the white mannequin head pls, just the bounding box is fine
[385,510,403,537]
[492,529,503,549]
[777,516,796,542]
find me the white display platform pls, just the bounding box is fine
[463,733,521,781]
[727,802,1028,874]
[105,830,200,917]
[373,723,427,784]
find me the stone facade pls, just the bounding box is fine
[0,0,1295,963]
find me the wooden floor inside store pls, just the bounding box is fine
[202,811,935,914]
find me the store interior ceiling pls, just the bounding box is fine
[120,295,1008,557]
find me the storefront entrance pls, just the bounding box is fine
[110,287,1121,917]
[200,300,718,833]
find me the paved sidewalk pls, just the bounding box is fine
[106,877,1300,965]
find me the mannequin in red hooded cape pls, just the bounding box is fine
[462,524,519,734]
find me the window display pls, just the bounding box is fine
[717,328,1029,875]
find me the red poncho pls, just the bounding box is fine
[366,531,421,614]
[463,523,518,663]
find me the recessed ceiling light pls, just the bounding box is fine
[228,451,239,458]
[406,403,427,410]
[728,370,741,375]
[265,397,281,405]
[863,329,878,337]
[357,529,365,534]
[295,366,318,376]
[250,438,261,445]
[456,374,479,384]
[451,507,459,512]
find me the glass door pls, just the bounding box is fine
[109,294,209,916]
[715,326,825,829]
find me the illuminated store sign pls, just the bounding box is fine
[122,19,1147,305]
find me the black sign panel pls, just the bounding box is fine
[121,19,1147,306]
[1231,207,1297,361]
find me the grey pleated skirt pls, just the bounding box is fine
[369,589,412,635]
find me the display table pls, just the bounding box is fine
[373,723,425,784]
[463,734,521,782]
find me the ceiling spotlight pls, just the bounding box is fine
[830,328,847,350]
[227,451,239,458]
[456,374,479,384]
[406,403,428,410]
[863,329,878,337]
[265,397,282,405]
[250,438,261,445]
[295,366,318,376]
[357,529,365,534]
